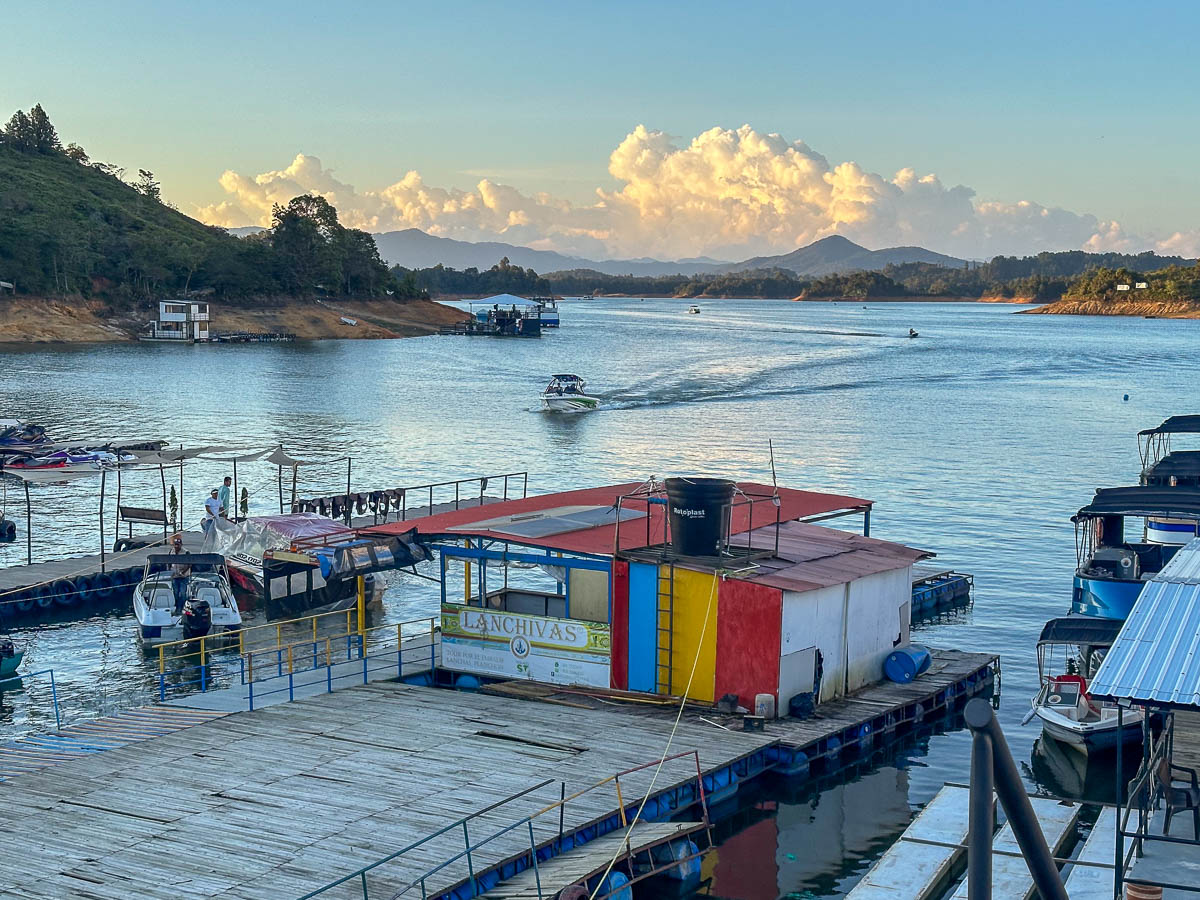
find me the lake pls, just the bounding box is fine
[1,298,1195,896]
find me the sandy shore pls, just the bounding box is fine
[1022,297,1200,318]
[0,296,467,343]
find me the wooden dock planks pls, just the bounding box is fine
[847,785,974,899]
[478,820,701,899]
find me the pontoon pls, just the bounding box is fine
[132,553,242,646]
[1138,415,1200,544]
[1026,616,1142,754]
[1071,485,1200,618]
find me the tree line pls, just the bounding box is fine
[0,104,422,304]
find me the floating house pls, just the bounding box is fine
[367,478,929,714]
[142,300,211,342]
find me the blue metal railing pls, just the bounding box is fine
[0,668,62,729]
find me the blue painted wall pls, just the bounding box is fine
[627,562,658,692]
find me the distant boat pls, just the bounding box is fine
[687,305,701,314]
[541,374,600,413]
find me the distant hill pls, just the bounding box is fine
[374,228,725,277]
[720,235,966,276]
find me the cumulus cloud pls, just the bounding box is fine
[195,125,1190,260]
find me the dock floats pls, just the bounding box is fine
[0,648,994,899]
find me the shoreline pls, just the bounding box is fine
[1022,296,1200,318]
[0,296,466,344]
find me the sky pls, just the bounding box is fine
[3,1,1199,261]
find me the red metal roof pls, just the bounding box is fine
[363,481,871,557]
[732,520,931,593]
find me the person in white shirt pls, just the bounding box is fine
[203,489,222,533]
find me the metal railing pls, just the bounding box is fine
[243,616,437,710]
[155,606,363,701]
[299,749,710,900]
[291,472,529,526]
[0,668,61,729]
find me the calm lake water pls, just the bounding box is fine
[1,298,1195,896]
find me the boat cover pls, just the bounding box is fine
[1139,415,1200,436]
[1038,616,1124,646]
[203,513,352,562]
[1145,451,1200,479]
[1074,485,1200,520]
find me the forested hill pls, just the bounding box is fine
[0,104,422,303]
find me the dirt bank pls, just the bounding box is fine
[0,296,467,343]
[1022,297,1200,318]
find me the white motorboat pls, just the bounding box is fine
[687,305,701,314]
[132,552,242,646]
[541,374,600,413]
[1024,616,1143,754]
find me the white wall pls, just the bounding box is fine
[778,563,912,703]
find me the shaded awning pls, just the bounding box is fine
[1074,485,1200,520]
[1139,415,1200,436]
[1037,616,1124,646]
[1,465,101,484]
[1090,538,1200,709]
[1145,451,1200,479]
[265,447,319,467]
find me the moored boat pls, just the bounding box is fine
[1026,616,1143,754]
[132,553,242,646]
[540,374,600,413]
[0,635,23,679]
[1139,415,1200,544]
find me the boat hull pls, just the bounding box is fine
[1146,517,1199,545]
[1037,708,1144,755]
[1071,574,1144,620]
[0,650,24,680]
[541,395,599,413]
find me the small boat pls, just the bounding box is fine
[908,328,919,338]
[541,374,600,413]
[132,553,242,645]
[0,421,49,450]
[1025,616,1143,754]
[687,305,701,314]
[0,635,23,680]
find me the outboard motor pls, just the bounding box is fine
[182,598,212,640]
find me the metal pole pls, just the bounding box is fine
[968,729,993,899]
[99,468,106,573]
[232,459,238,522]
[346,458,352,525]
[24,480,31,565]
[1115,704,1124,899]
[159,463,167,540]
[278,462,284,515]
[963,698,1067,900]
[291,465,298,514]
[179,447,185,532]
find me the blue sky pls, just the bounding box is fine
[3,1,1197,259]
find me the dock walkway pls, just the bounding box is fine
[0,681,768,900]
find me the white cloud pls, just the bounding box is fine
[195,126,1193,261]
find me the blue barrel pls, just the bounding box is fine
[600,872,631,900]
[885,646,932,683]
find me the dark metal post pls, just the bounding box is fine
[346,458,352,525]
[968,729,993,898]
[863,506,871,537]
[99,468,106,573]
[24,480,31,565]
[1115,704,1125,898]
[178,447,185,533]
[964,698,1067,900]
[159,463,167,540]
[232,459,238,522]
[278,463,284,515]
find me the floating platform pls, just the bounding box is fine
[0,649,996,899]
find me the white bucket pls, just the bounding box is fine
[754,693,776,719]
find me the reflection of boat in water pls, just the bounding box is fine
[1071,485,1200,619]
[0,635,23,679]
[1026,616,1142,754]
[541,374,600,413]
[132,553,242,646]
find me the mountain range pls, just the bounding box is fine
[367,229,967,278]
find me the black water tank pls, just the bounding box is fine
[664,477,736,556]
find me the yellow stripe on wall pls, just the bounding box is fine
[668,565,719,702]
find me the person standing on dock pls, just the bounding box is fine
[218,477,232,521]
[203,489,221,534]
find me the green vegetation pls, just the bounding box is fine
[0,104,421,304]
[394,257,551,296]
[1063,265,1200,302]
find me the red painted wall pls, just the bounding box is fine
[610,560,629,690]
[714,578,781,711]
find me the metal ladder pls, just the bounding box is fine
[655,564,675,694]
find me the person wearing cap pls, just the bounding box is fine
[203,489,222,533]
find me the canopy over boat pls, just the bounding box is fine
[1138,415,1200,436]
[1073,485,1200,520]
[1037,616,1124,646]
[145,553,227,568]
[1145,450,1200,479]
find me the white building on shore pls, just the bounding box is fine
[143,300,210,342]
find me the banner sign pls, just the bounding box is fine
[440,604,611,688]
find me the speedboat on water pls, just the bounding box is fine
[1071,484,1200,618]
[687,305,701,314]
[1024,616,1142,754]
[541,374,600,413]
[132,553,242,646]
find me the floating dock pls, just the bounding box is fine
[0,646,994,899]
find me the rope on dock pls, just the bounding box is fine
[0,534,176,606]
[586,570,720,899]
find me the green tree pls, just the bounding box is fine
[134,169,161,202]
[26,104,60,153]
[64,142,89,164]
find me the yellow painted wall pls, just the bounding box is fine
[666,565,719,702]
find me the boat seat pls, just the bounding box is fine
[147,587,175,609]
[194,586,223,608]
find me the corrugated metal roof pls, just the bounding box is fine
[1089,538,1200,708]
[730,520,930,593]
